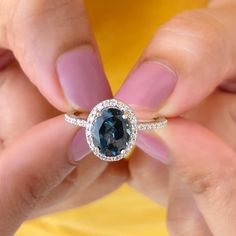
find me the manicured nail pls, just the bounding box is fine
[56,46,112,111]
[136,131,170,164]
[116,62,177,112]
[68,129,91,162]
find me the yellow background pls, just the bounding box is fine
[17,1,207,235]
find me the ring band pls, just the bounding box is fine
[65,114,167,130]
[64,99,167,161]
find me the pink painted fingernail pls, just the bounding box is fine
[69,129,90,162]
[56,46,112,111]
[116,62,177,113]
[137,131,170,164]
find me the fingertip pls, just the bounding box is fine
[68,128,91,164]
[136,131,170,164]
[115,61,177,119]
[56,46,112,112]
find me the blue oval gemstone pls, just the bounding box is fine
[92,108,131,157]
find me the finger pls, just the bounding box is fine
[157,118,236,236]
[30,153,107,217]
[0,115,90,235]
[128,148,169,206]
[167,172,212,236]
[70,160,128,207]
[32,160,128,218]
[116,3,236,118]
[0,0,112,111]
[209,0,236,8]
[129,88,236,218]
[184,89,236,150]
[0,61,59,148]
[129,144,212,235]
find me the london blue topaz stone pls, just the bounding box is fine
[92,108,131,157]
[86,99,138,161]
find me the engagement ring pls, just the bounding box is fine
[65,99,167,161]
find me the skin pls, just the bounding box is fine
[0,1,128,235]
[127,1,236,235]
[0,0,236,235]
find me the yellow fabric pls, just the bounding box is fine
[17,1,207,235]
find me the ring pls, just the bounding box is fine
[64,99,167,162]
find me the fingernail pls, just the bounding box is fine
[68,129,91,162]
[136,131,170,164]
[116,62,177,113]
[56,46,112,111]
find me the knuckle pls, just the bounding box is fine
[11,0,85,31]
[7,0,87,66]
[20,169,63,207]
[179,168,218,195]
[0,162,69,219]
[156,9,227,60]
[0,172,46,220]
[19,174,50,208]
[179,160,236,198]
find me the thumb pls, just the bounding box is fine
[158,118,236,236]
[0,0,112,112]
[116,3,236,117]
[0,115,79,235]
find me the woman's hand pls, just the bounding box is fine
[116,0,236,235]
[0,1,128,235]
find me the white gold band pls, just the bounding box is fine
[64,114,167,130]
[64,114,87,127]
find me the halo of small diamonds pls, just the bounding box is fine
[64,100,168,162]
[86,99,138,161]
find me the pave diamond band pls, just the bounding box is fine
[64,114,87,127]
[137,118,167,130]
[64,99,167,162]
[65,114,167,131]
